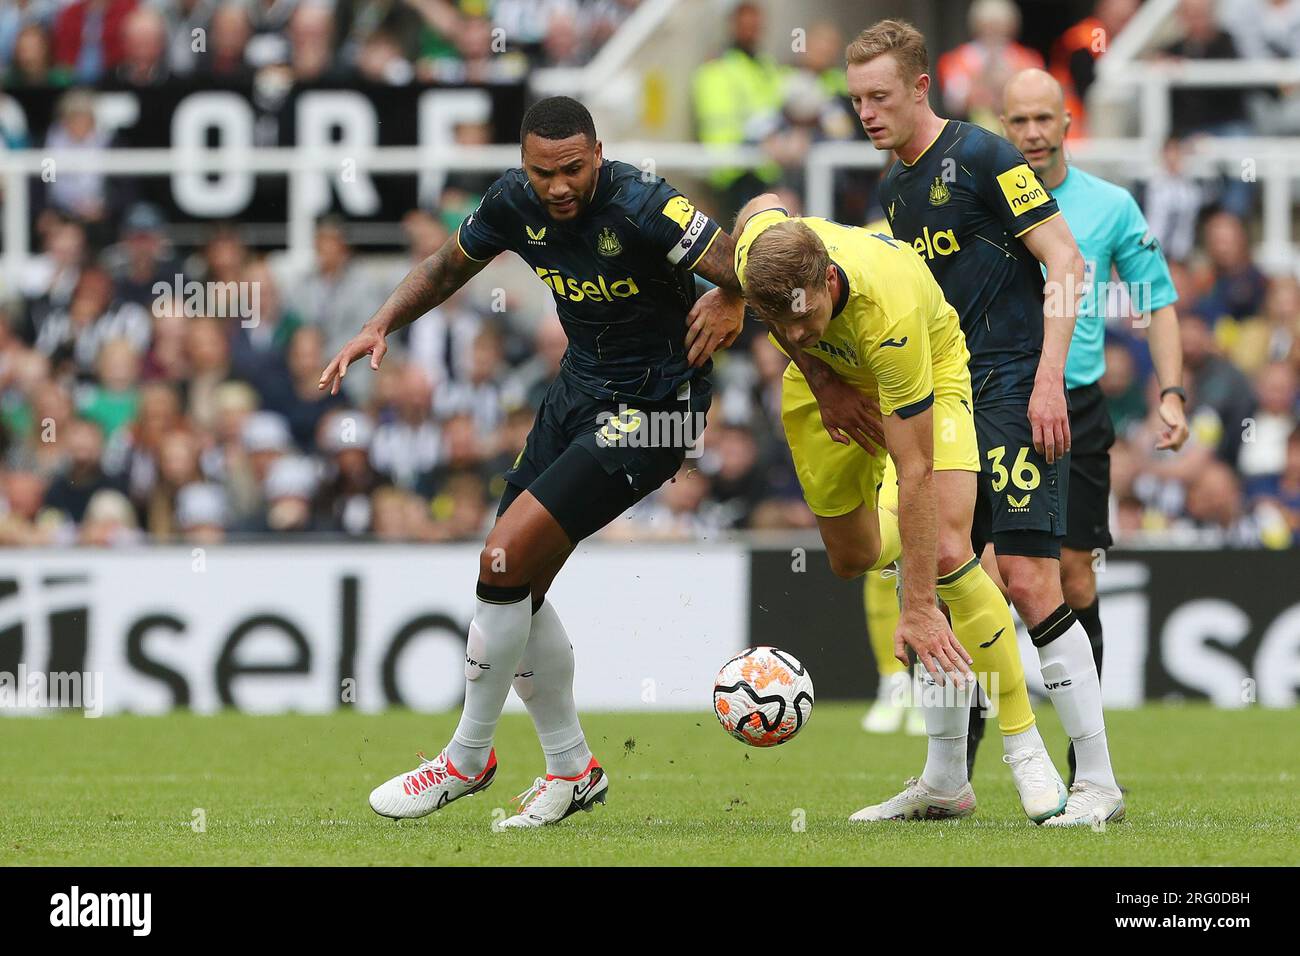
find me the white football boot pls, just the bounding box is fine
[1003,747,1068,823]
[1041,781,1126,828]
[498,757,608,829]
[849,777,977,822]
[368,749,497,819]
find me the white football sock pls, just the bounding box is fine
[447,585,533,777]
[1032,608,1119,791]
[919,671,973,795]
[513,600,591,778]
[1003,723,1047,755]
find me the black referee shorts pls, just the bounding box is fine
[1063,382,1116,552]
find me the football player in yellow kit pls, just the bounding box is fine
[730,196,1067,823]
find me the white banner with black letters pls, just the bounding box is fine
[0,544,748,715]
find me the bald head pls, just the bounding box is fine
[1000,68,1070,185]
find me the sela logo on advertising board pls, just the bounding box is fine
[0,573,103,715]
[50,886,151,936]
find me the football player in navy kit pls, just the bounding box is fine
[847,20,1124,826]
[320,97,744,828]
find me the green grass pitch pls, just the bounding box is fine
[1,704,1296,866]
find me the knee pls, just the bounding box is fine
[827,545,876,580]
[479,533,530,587]
[1001,560,1059,623]
[936,537,973,579]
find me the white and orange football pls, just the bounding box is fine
[712,646,814,747]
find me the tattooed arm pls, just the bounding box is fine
[318,236,489,394]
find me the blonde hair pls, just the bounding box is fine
[846,19,928,82]
[743,221,830,321]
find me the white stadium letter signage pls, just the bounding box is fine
[297,91,381,217]
[1162,600,1252,707]
[418,89,492,207]
[171,92,256,216]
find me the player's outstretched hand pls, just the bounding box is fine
[685,287,744,367]
[1028,375,1070,464]
[810,371,885,453]
[1155,392,1189,451]
[318,324,388,396]
[894,604,973,684]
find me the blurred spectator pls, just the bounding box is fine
[42,418,123,523]
[196,2,254,82]
[1138,138,1204,264]
[245,0,299,69]
[116,5,170,86]
[248,455,323,533]
[692,1,786,219]
[287,1,345,83]
[0,2,58,70]
[370,362,441,489]
[337,0,423,67]
[1181,314,1256,465]
[78,337,141,439]
[1192,211,1269,323]
[1225,274,1300,374]
[314,408,382,536]
[258,325,347,450]
[436,328,506,435]
[53,0,139,84]
[1049,0,1139,138]
[167,0,218,76]
[1158,0,1251,138]
[355,28,414,84]
[939,0,1044,131]
[1099,338,1148,434]
[506,312,566,411]
[4,22,70,87]
[1238,362,1298,490]
[1223,0,1300,133]
[183,316,234,431]
[77,487,141,546]
[104,203,178,310]
[176,481,228,544]
[295,217,385,384]
[143,427,203,538]
[606,465,724,541]
[224,409,292,522]
[1258,426,1300,542]
[44,90,112,228]
[229,256,303,375]
[101,380,182,502]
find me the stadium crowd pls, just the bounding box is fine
[1,0,1298,548]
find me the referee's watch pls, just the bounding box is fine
[1160,385,1187,403]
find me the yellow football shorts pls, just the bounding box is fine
[780,362,979,518]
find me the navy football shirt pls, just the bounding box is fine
[879,121,1060,406]
[457,159,722,404]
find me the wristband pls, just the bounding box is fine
[1160,385,1186,402]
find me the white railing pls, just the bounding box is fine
[0,141,768,285]
[804,135,1299,273]
[2,133,1296,287]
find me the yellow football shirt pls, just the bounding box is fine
[735,208,971,417]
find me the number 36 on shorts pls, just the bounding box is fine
[986,444,1041,493]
